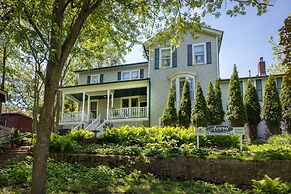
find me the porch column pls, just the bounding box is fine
[81,92,85,122]
[106,90,110,120]
[111,91,114,108]
[87,95,91,121]
[61,92,65,122]
[147,84,149,118]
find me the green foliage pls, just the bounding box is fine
[280,76,291,132]
[178,80,192,128]
[226,65,247,127]
[101,126,196,147]
[69,130,94,143]
[252,175,291,194]
[244,80,261,140]
[214,78,225,124]
[161,87,178,127]
[192,81,209,127]
[49,134,76,153]
[0,158,248,193]
[206,81,225,125]
[261,75,282,134]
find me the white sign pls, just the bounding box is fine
[196,126,245,151]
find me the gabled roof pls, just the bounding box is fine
[75,61,148,73]
[143,26,224,51]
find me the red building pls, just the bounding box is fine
[1,113,32,132]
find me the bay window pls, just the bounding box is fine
[170,75,195,111]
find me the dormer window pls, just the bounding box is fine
[193,43,206,64]
[160,47,171,68]
[91,74,100,84]
[122,70,140,80]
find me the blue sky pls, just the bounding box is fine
[124,0,291,79]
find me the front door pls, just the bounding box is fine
[90,101,98,120]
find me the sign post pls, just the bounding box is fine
[196,126,245,151]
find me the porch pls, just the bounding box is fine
[59,79,149,129]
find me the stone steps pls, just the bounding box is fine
[0,146,32,165]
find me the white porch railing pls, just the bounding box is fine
[109,107,147,120]
[62,111,89,123]
[85,115,101,131]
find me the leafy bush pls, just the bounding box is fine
[252,175,291,194]
[49,133,76,153]
[68,129,93,143]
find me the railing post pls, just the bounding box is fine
[106,90,110,120]
[61,92,65,123]
[81,92,85,123]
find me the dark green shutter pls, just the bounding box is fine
[100,74,104,83]
[154,48,159,69]
[117,72,121,80]
[187,45,192,66]
[140,69,144,78]
[206,42,212,64]
[87,76,91,84]
[172,49,177,68]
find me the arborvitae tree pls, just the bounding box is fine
[206,82,216,125]
[192,81,209,127]
[261,75,282,135]
[178,80,192,128]
[244,80,261,141]
[214,78,225,124]
[226,65,247,127]
[161,87,178,127]
[280,76,291,132]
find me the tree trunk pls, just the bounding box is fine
[31,60,62,194]
[32,73,39,132]
[54,91,61,133]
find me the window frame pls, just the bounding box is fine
[90,74,100,84]
[120,96,140,108]
[170,75,196,111]
[121,70,140,81]
[193,43,206,65]
[159,47,172,69]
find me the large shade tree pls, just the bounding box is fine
[1,0,276,193]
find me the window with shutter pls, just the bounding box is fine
[193,43,206,64]
[160,47,171,68]
[172,49,177,68]
[154,48,159,69]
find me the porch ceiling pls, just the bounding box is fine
[71,87,147,101]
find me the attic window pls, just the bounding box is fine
[91,75,100,84]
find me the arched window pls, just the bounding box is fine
[169,73,196,111]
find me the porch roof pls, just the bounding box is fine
[59,78,149,99]
[70,87,147,101]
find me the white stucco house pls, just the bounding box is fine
[58,27,284,132]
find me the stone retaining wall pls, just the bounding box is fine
[50,154,291,186]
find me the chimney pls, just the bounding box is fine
[258,57,266,76]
